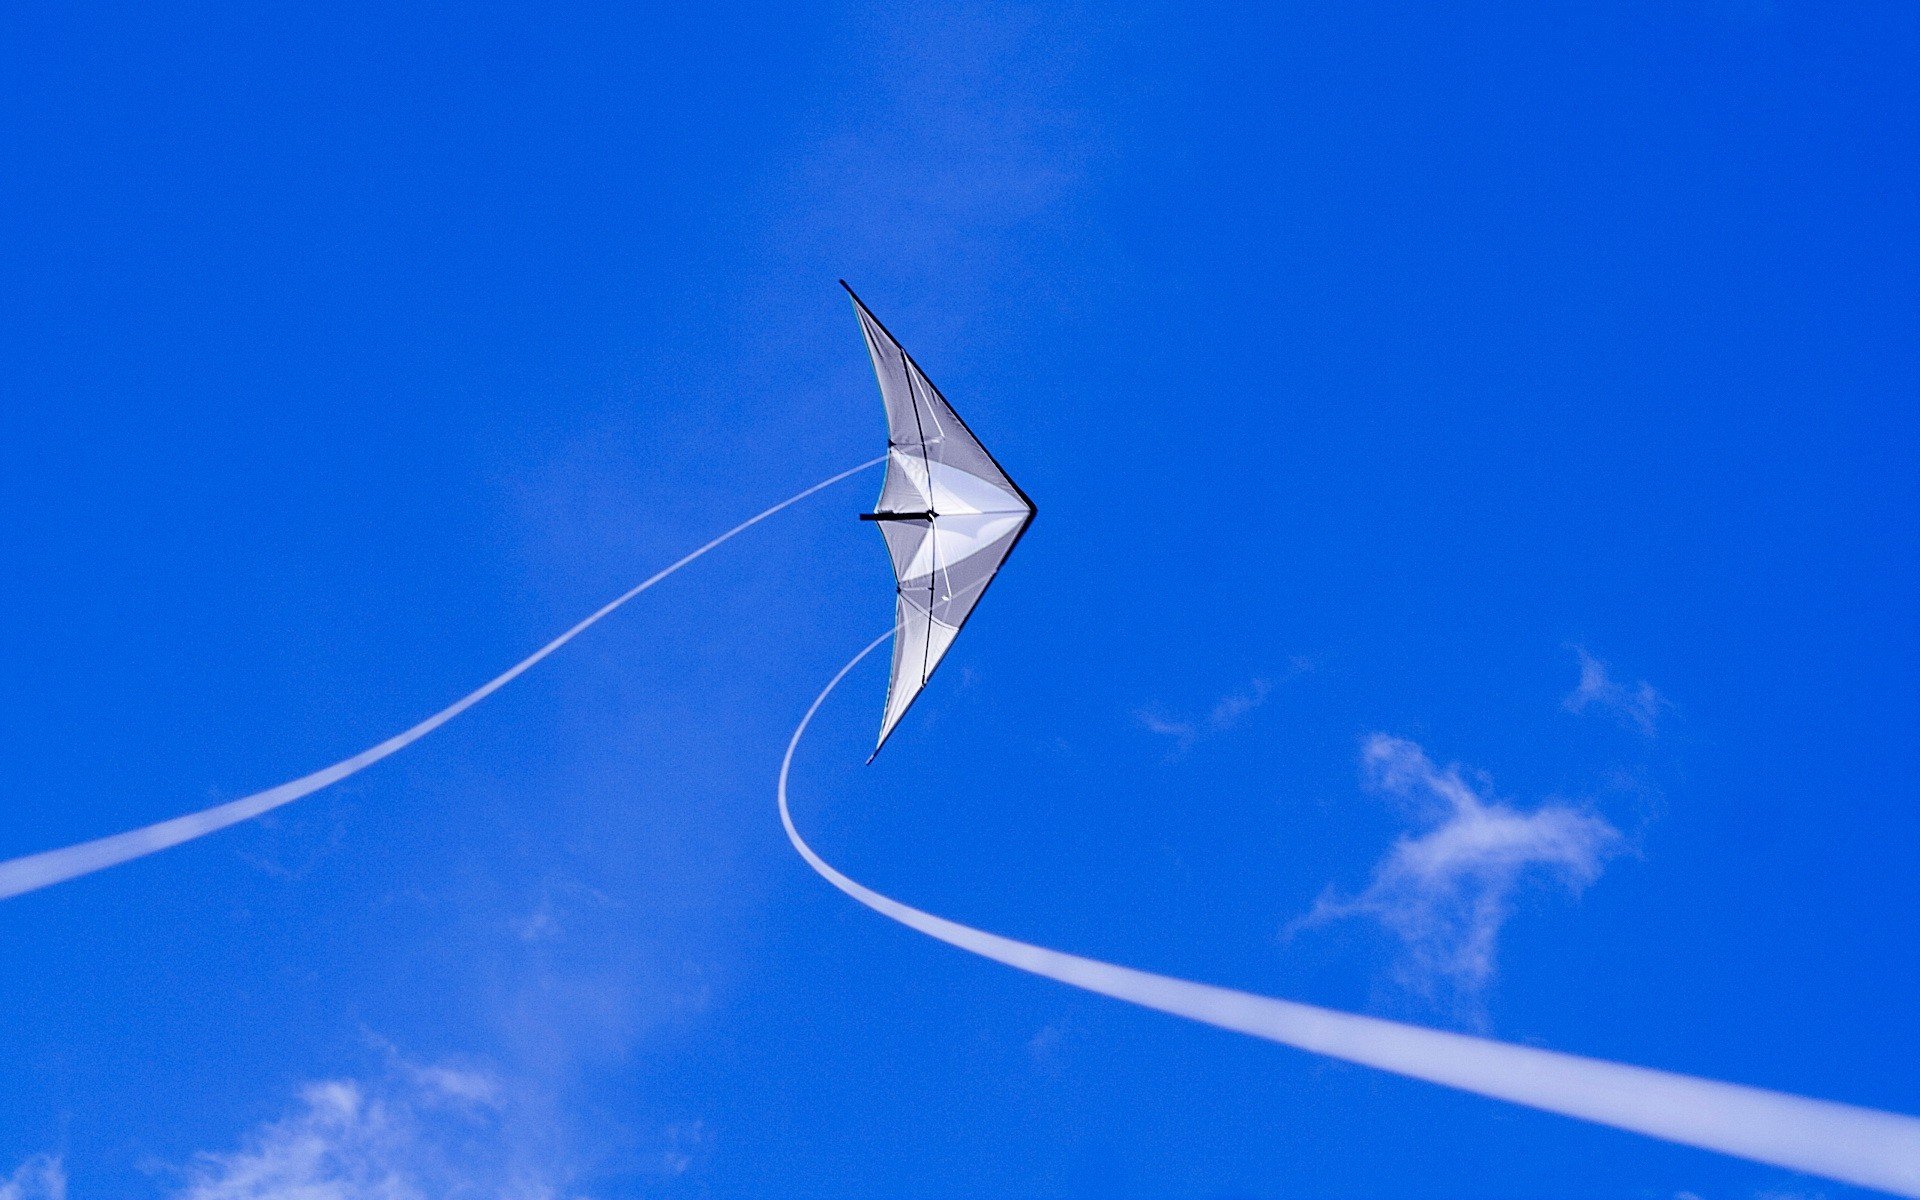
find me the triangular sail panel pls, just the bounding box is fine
[845,282,1035,759]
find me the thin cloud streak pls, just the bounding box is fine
[1137,679,1272,752]
[1564,647,1666,735]
[1293,735,1624,1004]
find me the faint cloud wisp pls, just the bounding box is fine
[1137,678,1272,753]
[1293,735,1624,1009]
[1027,1021,1072,1077]
[1563,646,1666,735]
[0,1154,65,1200]
[780,5,1094,304]
[658,1121,712,1178]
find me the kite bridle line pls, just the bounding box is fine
[779,637,1920,1199]
[0,456,887,903]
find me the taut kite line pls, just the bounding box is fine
[781,634,1920,1199]
[793,293,1920,1197]
[0,458,883,903]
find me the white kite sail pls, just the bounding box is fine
[845,283,1035,759]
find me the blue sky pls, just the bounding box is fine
[2,2,1917,1196]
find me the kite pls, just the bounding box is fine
[844,283,1036,759]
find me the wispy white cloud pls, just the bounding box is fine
[170,1056,581,1200]
[1563,646,1666,735]
[1136,711,1201,747]
[1293,735,1623,1007]
[0,1154,64,1200]
[1137,678,1273,752]
[509,897,562,944]
[1207,681,1272,729]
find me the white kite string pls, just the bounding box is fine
[0,457,885,903]
[779,634,1920,1198]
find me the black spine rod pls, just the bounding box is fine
[860,511,936,521]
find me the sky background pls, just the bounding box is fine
[2,2,1917,1197]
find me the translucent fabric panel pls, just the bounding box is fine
[878,447,932,514]
[876,588,964,750]
[870,524,1024,756]
[878,595,934,748]
[877,517,932,590]
[848,286,1030,513]
[853,303,928,457]
[924,524,1020,655]
[903,357,1023,504]
[893,513,1024,585]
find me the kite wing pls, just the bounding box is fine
[845,282,1035,760]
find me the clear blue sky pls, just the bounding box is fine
[2,3,1916,1197]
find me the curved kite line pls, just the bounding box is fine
[0,457,885,904]
[778,634,1920,1198]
